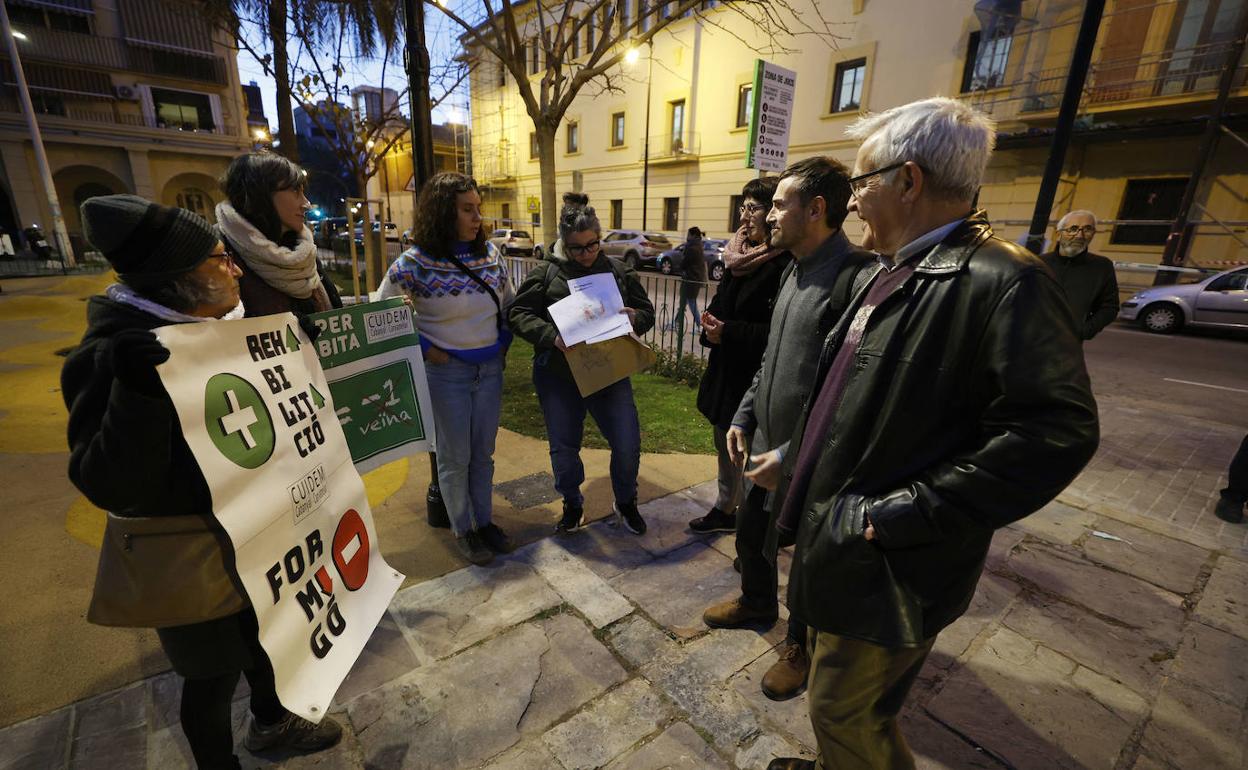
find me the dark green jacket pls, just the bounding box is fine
[507,242,655,382]
[786,212,1099,647]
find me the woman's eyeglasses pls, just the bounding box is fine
[565,240,601,256]
[738,202,767,216]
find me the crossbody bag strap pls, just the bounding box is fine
[444,251,504,330]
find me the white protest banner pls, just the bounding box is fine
[746,59,797,173]
[155,314,404,722]
[309,298,436,473]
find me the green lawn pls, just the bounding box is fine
[502,340,715,455]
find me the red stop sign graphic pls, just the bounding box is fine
[332,508,370,591]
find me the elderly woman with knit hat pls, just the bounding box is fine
[215,152,342,317]
[62,195,342,770]
[377,172,516,566]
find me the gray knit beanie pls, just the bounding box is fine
[80,194,217,278]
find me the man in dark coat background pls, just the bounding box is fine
[758,99,1100,770]
[1040,210,1120,341]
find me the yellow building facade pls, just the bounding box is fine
[466,0,1247,267]
[0,0,253,255]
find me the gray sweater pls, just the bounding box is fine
[732,230,865,464]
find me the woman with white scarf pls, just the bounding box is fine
[216,153,342,317]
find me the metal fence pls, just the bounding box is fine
[504,256,716,360]
[0,249,110,278]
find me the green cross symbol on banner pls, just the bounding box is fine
[204,373,276,469]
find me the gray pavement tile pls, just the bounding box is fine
[604,614,681,671]
[541,679,673,769]
[1004,540,1186,646]
[478,739,564,770]
[512,538,634,628]
[901,710,1002,770]
[348,614,623,769]
[334,610,421,704]
[0,707,72,770]
[72,681,146,739]
[551,521,656,581]
[1168,620,1248,707]
[1140,676,1245,770]
[388,559,561,660]
[1081,518,1210,594]
[1000,595,1171,697]
[609,542,740,640]
[68,725,146,770]
[631,493,716,557]
[733,733,814,769]
[1010,501,1096,545]
[1193,554,1248,638]
[640,645,769,755]
[729,652,816,750]
[677,480,719,509]
[926,627,1140,770]
[682,626,780,682]
[984,527,1026,571]
[602,721,727,770]
[929,573,1020,669]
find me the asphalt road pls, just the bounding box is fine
[1084,321,1248,425]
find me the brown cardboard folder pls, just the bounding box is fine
[564,334,657,397]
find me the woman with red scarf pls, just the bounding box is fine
[689,177,791,534]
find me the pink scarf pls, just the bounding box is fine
[723,225,784,277]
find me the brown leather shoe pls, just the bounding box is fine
[702,598,778,629]
[761,639,809,700]
[766,759,814,770]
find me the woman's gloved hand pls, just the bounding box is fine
[110,329,170,396]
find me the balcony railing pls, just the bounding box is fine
[967,39,1248,119]
[0,93,228,135]
[475,143,517,184]
[4,27,227,85]
[642,132,700,163]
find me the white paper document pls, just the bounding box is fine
[549,273,632,346]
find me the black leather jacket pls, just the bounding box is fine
[785,212,1099,647]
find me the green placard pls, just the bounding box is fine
[746,59,764,169]
[329,360,426,464]
[309,298,418,370]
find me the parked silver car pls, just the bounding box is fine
[657,239,729,281]
[488,228,538,257]
[1118,265,1248,334]
[601,230,673,270]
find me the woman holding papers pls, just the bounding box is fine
[378,172,515,566]
[509,193,655,537]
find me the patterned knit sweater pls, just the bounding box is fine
[378,241,515,363]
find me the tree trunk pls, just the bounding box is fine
[269,0,299,162]
[536,122,559,247]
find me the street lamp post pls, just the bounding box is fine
[1,2,75,267]
[627,42,654,231]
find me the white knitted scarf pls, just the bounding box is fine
[215,201,322,299]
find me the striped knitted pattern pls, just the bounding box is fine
[385,242,509,300]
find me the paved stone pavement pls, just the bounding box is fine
[5,475,1247,770]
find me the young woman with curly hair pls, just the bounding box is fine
[378,172,515,565]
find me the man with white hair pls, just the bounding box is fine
[1040,210,1120,340]
[761,98,1100,770]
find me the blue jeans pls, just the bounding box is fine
[424,353,504,536]
[533,357,641,507]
